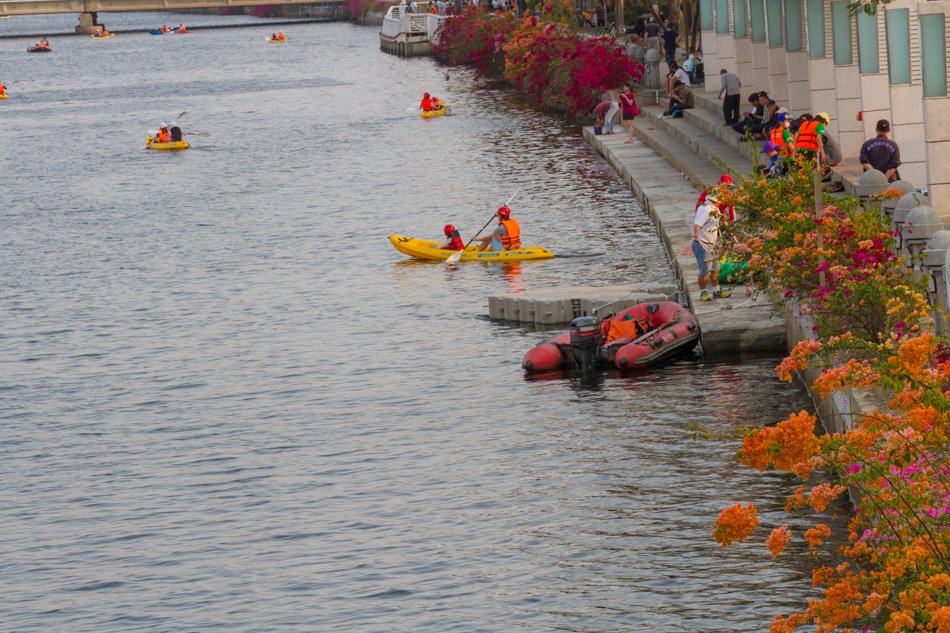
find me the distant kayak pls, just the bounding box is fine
[0,93,7,100]
[266,37,286,43]
[27,45,51,53]
[421,107,448,119]
[145,136,190,151]
[389,235,554,262]
[91,32,116,39]
[148,30,165,35]
[176,30,191,34]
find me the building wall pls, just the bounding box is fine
[701,0,950,219]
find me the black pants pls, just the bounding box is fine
[723,93,740,124]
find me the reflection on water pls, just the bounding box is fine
[0,17,840,633]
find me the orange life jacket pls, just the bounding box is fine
[770,127,790,155]
[499,218,521,249]
[157,129,170,142]
[605,317,652,344]
[0,84,5,95]
[421,97,432,112]
[278,32,285,40]
[796,120,820,152]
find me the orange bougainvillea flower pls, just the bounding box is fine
[713,503,760,547]
[808,483,847,512]
[804,523,832,548]
[766,525,792,558]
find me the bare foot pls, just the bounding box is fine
[623,140,633,144]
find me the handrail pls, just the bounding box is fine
[382,5,446,40]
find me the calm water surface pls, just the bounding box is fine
[3,17,838,632]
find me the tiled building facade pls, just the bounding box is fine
[698,0,950,218]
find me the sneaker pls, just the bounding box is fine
[659,113,668,119]
[713,289,732,299]
[700,290,712,301]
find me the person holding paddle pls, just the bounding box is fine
[474,206,521,252]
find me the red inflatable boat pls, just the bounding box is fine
[522,301,700,374]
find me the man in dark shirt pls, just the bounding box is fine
[661,23,678,66]
[859,119,901,182]
[731,93,764,134]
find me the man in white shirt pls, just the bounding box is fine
[691,195,731,301]
[664,62,690,97]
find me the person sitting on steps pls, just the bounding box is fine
[660,80,694,118]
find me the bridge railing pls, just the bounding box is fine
[381,5,446,40]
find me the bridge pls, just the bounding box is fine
[0,0,347,33]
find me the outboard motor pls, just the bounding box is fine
[568,315,602,374]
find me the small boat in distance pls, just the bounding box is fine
[28,38,51,53]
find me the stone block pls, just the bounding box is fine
[834,66,862,97]
[808,58,836,91]
[893,122,926,163]
[890,84,924,125]
[923,99,950,142]
[931,183,950,224]
[860,74,890,112]
[927,140,950,184]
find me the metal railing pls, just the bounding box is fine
[381,5,445,40]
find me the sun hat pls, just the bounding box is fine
[760,141,778,154]
[719,174,733,184]
[816,112,830,123]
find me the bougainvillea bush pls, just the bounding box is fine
[435,1,641,115]
[710,170,949,631]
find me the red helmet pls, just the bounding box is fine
[444,224,456,236]
[496,206,511,219]
[423,92,430,98]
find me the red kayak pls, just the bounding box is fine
[27,45,51,53]
[522,301,700,373]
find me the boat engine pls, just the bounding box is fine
[567,316,602,374]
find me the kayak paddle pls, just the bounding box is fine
[183,131,210,137]
[444,189,520,264]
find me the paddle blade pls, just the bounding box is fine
[173,111,186,123]
[444,249,464,263]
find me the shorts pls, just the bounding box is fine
[489,238,503,251]
[622,113,636,120]
[691,240,717,277]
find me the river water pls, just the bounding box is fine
[3,16,837,632]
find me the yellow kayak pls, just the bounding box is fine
[267,38,286,43]
[145,136,190,151]
[91,32,116,39]
[0,93,7,100]
[421,106,448,119]
[389,234,554,262]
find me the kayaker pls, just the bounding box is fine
[170,126,183,142]
[421,92,433,112]
[162,24,170,33]
[431,97,443,111]
[278,31,285,41]
[0,81,5,96]
[437,224,464,250]
[156,126,171,143]
[179,22,187,32]
[476,206,521,251]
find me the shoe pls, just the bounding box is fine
[700,290,712,301]
[713,289,732,299]
[659,113,668,119]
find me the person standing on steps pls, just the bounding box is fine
[859,119,901,183]
[718,69,741,126]
[692,194,731,301]
[661,22,678,67]
[619,84,639,144]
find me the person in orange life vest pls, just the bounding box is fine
[162,24,169,33]
[179,22,186,32]
[0,81,6,96]
[278,31,285,41]
[696,174,735,221]
[437,224,464,250]
[156,126,171,143]
[475,206,521,251]
[421,92,433,112]
[794,113,825,162]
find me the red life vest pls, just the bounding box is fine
[421,97,432,112]
[448,233,463,250]
[499,218,521,249]
[796,120,820,152]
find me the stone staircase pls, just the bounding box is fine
[628,87,865,192]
